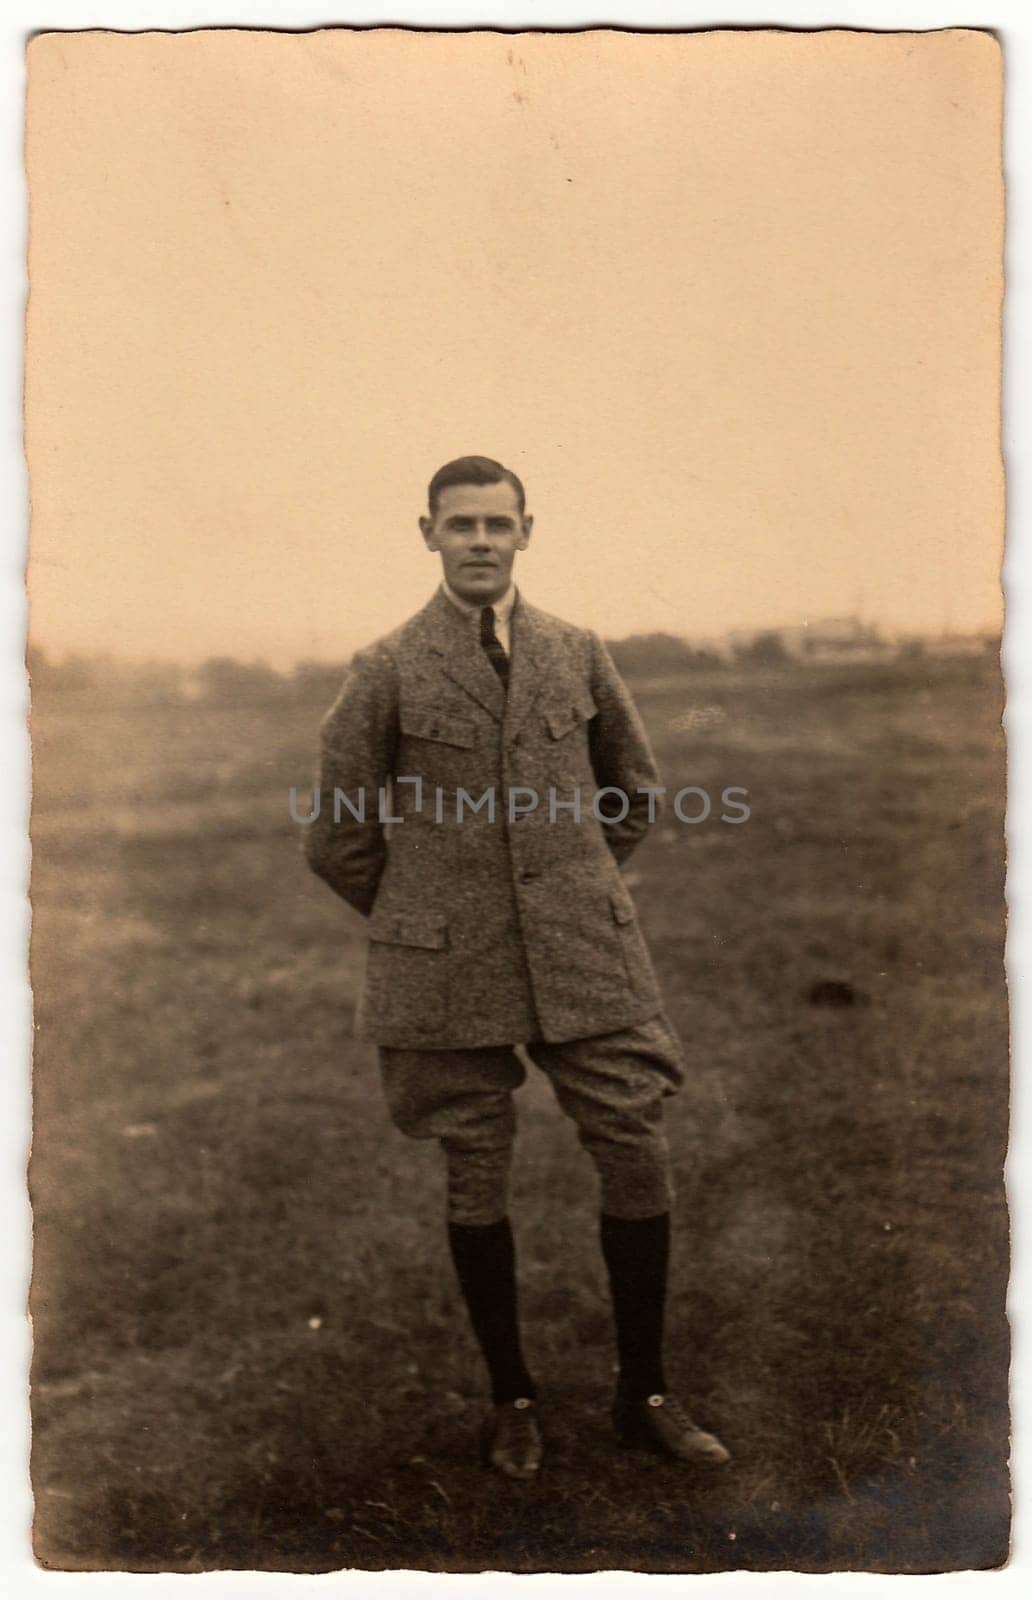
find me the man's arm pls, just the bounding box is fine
[303,642,398,916]
[587,631,664,864]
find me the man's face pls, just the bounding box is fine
[420,480,532,605]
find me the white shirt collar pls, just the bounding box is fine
[441,578,517,625]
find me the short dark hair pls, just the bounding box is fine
[427,456,526,518]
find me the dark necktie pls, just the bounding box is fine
[479,605,510,689]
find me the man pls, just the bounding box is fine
[305,456,730,1479]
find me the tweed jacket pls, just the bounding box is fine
[305,587,666,1049]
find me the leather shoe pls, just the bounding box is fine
[484,1396,543,1479]
[613,1391,731,1466]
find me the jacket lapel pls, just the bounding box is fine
[422,586,506,722]
[504,598,550,740]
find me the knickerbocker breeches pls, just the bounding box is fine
[378,1012,685,1225]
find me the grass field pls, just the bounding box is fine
[28,654,1010,1572]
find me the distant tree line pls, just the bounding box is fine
[27,648,350,708]
[27,625,998,710]
[28,632,729,708]
[604,632,726,675]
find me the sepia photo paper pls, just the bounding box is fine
[24,24,1007,1574]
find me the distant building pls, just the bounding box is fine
[782,617,888,660]
[709,620,998,666]
[726,616,888,663]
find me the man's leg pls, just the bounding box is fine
[378,1044,542,1476]
[527,1014,678,1387]
[527,1014,730,1464]
[598,1209,670,1400]
[446,1216,536,1404]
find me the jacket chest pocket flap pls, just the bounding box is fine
[401,707,477,748]
[545,692,597,741]
[368,910,448,949]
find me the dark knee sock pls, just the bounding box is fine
[600,1211,670,1400]
[447,1217,536,1405]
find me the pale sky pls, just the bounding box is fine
[25,27,1003,665]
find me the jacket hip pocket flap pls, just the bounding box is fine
[546,693,598,741]
[401,708,476,748]
[368,911,448,949]
[610,892,637,926]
